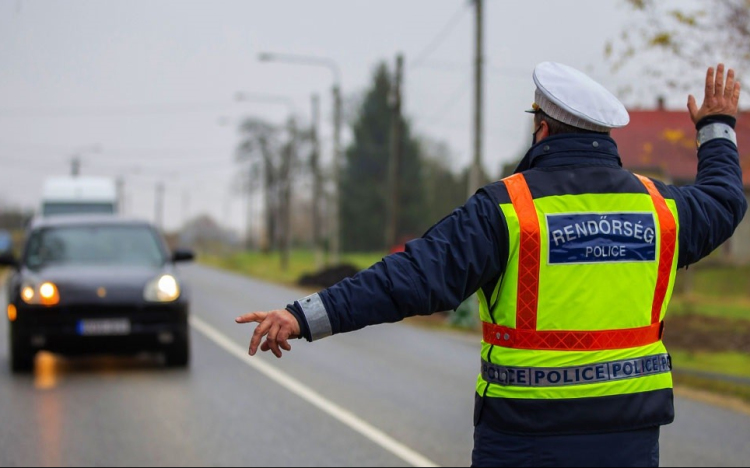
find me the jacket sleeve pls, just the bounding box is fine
[658,116,747,268]
[288,189,508,341]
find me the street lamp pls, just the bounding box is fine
[258,52,343,265]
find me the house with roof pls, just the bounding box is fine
[613,100,750,264]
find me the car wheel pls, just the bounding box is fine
[165,336,190,368]
[9,330,34,374]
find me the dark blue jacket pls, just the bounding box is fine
[290,118,746,339]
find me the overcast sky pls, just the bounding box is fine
[0,0,694,234]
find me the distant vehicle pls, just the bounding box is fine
[0,215,195,373]
[40,176,118,217]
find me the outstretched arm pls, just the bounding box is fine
[236,189,509,358]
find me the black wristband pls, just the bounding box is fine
[696,115,736,131]
[286,302,313,342]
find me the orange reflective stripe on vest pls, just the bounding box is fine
[635,174,677,325]
[503,173,540,331]
[482,321,665,351]
[483,173,676,351]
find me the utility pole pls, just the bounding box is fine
[155,182,165,232]
[116,177,125,214]
[311,94,323,270]
[181,189,190,229]
[386,54,404,250]
[331,85,342,265]
[246,171,254,250]
[71,156,81,177]
[468,0,485,197]
[279,118,296,271]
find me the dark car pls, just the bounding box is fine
[0,216,195,373]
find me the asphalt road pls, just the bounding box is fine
[0,263,748,467]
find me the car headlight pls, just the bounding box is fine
[20,281,60,306]
[144,274,181,302]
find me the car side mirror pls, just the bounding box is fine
[172,249,195,263]
[0,252,19,269]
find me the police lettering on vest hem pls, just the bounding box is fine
[481,354,672,387]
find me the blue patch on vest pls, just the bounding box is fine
[546,213,657,264]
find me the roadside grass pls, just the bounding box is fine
[669,350,750,379]
[668,297,750,321]
[671,264,750,320]
[199,250,385,288]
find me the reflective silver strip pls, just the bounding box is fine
[297,293,332,341]
[697,122,737,147]
[481,354,672,388]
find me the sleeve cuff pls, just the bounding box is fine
[696,122,738,148]
[295,293,333,342]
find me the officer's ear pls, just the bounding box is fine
[538,119,551,141]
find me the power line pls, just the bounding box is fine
[410,60,529,79]
[409,1,472,70]
[0,102,234,118]
[0,98,305,119]
[420,76,473,127]
[0,140,234,158]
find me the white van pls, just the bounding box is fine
[41,176,118,217]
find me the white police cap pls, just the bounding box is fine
[526,62,629,132]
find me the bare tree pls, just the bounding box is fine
[236,117,311,271]
[236,118,282,252]
[606,0,750,97]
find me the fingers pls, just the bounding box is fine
[687,94,698,120]
[266,324,282,358]
[236,312,267,324]
[265,326,293,358]
[715,63,725,97]
[249,318,273,356]
[261,339,292,353]
[277,329,292,352]
[705,66,715,99]
[724,68,735,99]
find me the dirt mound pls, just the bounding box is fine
[297,264,360,289]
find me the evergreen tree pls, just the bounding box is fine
[340,63,427,252]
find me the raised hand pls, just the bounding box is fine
[688,63,741,124]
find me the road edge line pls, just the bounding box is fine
[189,316,440,468]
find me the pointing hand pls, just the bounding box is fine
[235,309,301,358]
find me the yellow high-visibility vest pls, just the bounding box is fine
[477,173,678,404]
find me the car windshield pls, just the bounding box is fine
[42,202,115,216]
[25,225,166,269]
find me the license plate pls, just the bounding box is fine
[77,319,131,336]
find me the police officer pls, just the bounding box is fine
[236,62,746,467]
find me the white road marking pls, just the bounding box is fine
[189,316,440,468]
